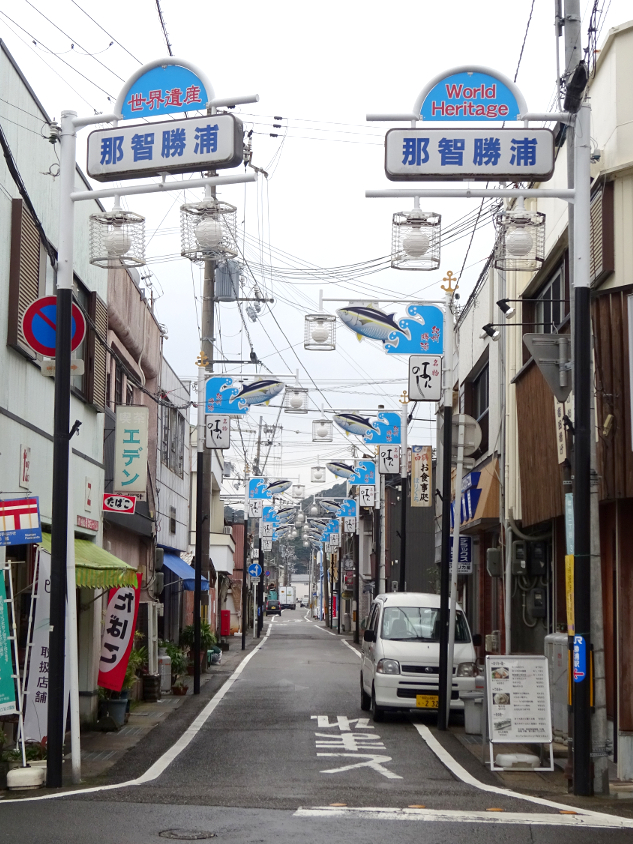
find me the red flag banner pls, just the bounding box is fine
[97,573,142,692]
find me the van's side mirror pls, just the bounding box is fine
[363,629,376,643]
[472,633,482,647]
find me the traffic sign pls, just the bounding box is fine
[573,635,587,682]
[409,355,442,402]
[22,296,86,358]
[205,415,230,449]
[103,493,136,515]
[265,570,270,577]
[248,563,262,577]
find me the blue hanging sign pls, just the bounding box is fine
[249,478,272,501]
[573,635,587,682]
[363,411,402,445]
[262,505,279,524]
[337,499,357,518]
[348,460,376,486]
[415,66,527,122]
[385,305,444,355]
[115,59,214,120]
[0,497,42,546]
[205,376,285,415]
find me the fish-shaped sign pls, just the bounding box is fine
[336,306,410,344]
[333,413,374,437]
[205,376,285,415]
[317,499,341,514]
[335,304,445,356]
[326,461,355,479]
[267,479,292,496]
[234,379,285,406]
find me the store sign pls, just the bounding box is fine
[418,69,526,122]
[248,499,263,519]
[486,655,552,744]
[205,415,231,449]
[343,517,356,533]
[87,114,243,182]
[359,485,375,508]
[378,445,401,474]
[103,493,137,515]
[19,445,31,489]
[0,496,42,546]
[262,539,272,552]
[385,128,554,182]
[363,411,401,445]
[411,445,432,507]
[449,535,473,574]
[97,574,142,692]
[114,406,149,495]
[348,460,376,486]
[0,568,15,715]
[408,355,442,402]
[119,62,210,120]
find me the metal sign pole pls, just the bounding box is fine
[447,415,466,721]
[398,395,409,592]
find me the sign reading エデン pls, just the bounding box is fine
[416,67,527,122]
[114,406,149,495]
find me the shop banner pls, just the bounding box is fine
[486,655,552,744]
[0,568,16,715]
[411,445,432,507]
[23,550,69,741]
[97,573,142,692]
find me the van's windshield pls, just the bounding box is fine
[380,606,471,642]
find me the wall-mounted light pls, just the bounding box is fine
[496,298,515,318]
[481,323,500,341]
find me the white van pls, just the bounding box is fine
[360,592,480,721]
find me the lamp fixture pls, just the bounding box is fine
[494,197,545,272]
[481,323,500,341]
[89,199,145,268]
[304,313,336,351]
[496,298,515,318]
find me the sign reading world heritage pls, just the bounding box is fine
[87,114,243,182]
[385,128,554,182]
[417,68,527,122]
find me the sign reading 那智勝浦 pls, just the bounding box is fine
[416,67,527,122]
[87,114,243,182]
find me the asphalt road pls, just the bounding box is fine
[1,611,632,844]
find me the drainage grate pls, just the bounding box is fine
[159,832,216,840]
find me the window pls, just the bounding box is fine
[381,606,470,642]
[534,266,568,334]
[161,402,185,477]
[169,506,177,534]
[463,357,489,459]
[114,365,123,406]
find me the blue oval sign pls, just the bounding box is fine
[120,64,210,120]
[418,68,526,122]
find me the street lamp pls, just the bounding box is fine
[493,197,545,272]
[180,198,237,263]
[304,313,336,350]
[480,323,500,341]
[89,200,145,268]
[312,418,333,442]
[496,298,516,318]
[391,200,441,270]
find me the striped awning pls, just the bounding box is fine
[39,534,138,588]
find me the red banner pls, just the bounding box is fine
[97,573,142,692]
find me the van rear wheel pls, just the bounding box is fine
[371,686,385,722]
[360,675,371,711]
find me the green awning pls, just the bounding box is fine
[39,534,138,589]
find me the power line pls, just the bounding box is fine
[155,0,173,56]
[69,0,142,64]
[514,0,536,82]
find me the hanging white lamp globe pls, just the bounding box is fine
[181,198,237,264]
[391,204,440,271]
[284,386,309,414]
[494,197,545,272]
[195,217,225,250]
[312,418,333,442]
[402,229,430,258]
[90,201,145,269]
[311,465,325,482]
[104,227,132,257]
[309,502,319,516]
[304,314,336,351]
[505,228,534,257]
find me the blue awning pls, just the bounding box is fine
[162,552,209,592]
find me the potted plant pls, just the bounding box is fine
[169,647,188,696]
[180,623,216,673]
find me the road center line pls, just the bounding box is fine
[413,723,630,823]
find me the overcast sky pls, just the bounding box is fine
[1,0,629,497]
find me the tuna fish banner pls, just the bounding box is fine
[205,376,285,415]
[336,304,444,355]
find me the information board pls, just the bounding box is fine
[486,654,552,746]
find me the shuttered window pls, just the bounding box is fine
[86,290,108,409]
[590,181,615,286]
[7,199,42,358]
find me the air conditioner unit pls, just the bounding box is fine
[223,526,233,536]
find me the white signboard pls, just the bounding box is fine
[486,655,552,744]
[411,445,432,507]
[343,517,356,534]
[385,128,555,181]
[449,535,473,575]
[378,445,401,474]
[87,114,243,181]
[260,521,274,538]
[262,539,272,552]
[330,532,340,547]
[251,547,260,560]
[408,355,443,402]
[205,415,230,449]
[114,406,149,495]
[248,499,263,519]
[359,485,375,508]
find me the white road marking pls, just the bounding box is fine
[0,619,275,804]
[342,640,362,658]
[311,714,399,779]
[318,753,403,780]
[413,723,632,824]
[311,715,373,730]
[294,806,633,829]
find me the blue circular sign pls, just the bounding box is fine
[248,563,262,577]
[22,296,86,357]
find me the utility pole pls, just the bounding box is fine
[354,528,360,644]
[337,550,341,634]
[438,272,456,731]
[398,392,409,592]
[241,472,249,651]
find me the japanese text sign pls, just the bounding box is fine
[486,655,552,745]
[449,535,473,574]
[418,69,526,122]
[0,496,42,546]
[385,128,554,182]
[88,114,243,182]
[119,63,210,120]
[205,415,231,449]
[97,574,142,692]
[248,499,263,519]
[408,355,442,402]
[249,478,272,500]
[348,460,376,486]
[384,304,444,355]
[378,445,401,474]
[573,635,587,682]
[103,493,137,515]
[0,567,15,715]
[411,445,432,507]
[336,499,357,518]
[363,411,401,445]
[359,485,376,508]
[114,406,149,495]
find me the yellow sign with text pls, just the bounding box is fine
[565,554,575,635]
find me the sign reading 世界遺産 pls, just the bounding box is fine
[87,114,243,182]
[114,406,149,495]
[385,128,554,182]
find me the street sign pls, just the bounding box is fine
[523,334,572,403]
[262,540,272,552]
[408,355,442,402]
[449,535,473,574]
[417,67,527,122]
[41,359,85,377]
[248,499,263,519]
[359,485,375,508]
[87,114,243,182]
[364,411,402,445]
[205,415,230,449]
[411,445,432,507]
[343,517,356,534]
[103,493,136,515]
[248,562,262,578]
[573,635,587,682]
[22,296,86,358]
[330,532,340,547]
[385,128,554,182]
[378,445,401,474]
[0,496,42,546]
[265,570,270,577]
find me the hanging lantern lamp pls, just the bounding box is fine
[89,199,145,268]
[493,197,545,272]
[391,199,441,271]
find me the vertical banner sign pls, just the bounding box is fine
[23,550,70,740]
[98,573,142,692]
[0,567,16,715]
[565,555,575,635]
[114,406,149,494]
[378,445,401,474]
[411,445,432,507]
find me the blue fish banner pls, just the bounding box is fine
[337,498,357,518]
[262,505,280,524]
[363,411,402,445]
[205,377,248,416]
[249,478,272,500]
[385,304,444,355]
[348,461,376,485]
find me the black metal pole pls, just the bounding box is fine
[573,284,592,794]
[257,541,264,636]
[193,449,203,694]
[47,286,72,788]
[399,476,407,592]
[354,531,360,644]
[337,552,341,634]
[241,517,248,649]
[438,404,453,730]
[374,507,381,598]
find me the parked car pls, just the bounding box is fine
[265,599,281,616]
[360,592,480,722]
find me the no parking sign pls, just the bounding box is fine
[22,295,86,357]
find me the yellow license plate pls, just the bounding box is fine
[416,694,439,709]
